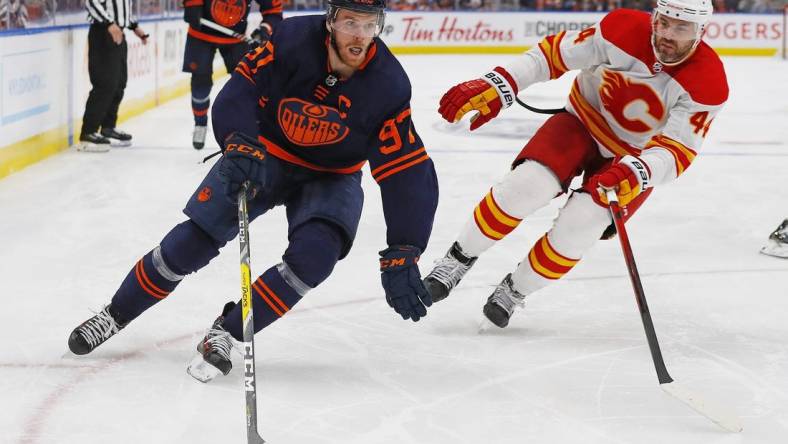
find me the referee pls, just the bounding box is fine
[79,0,148,152]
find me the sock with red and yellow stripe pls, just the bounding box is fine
[457,160,561,257]
[509,191,612,294]
[511,233,580,294]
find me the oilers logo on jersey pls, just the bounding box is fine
[211,0,247,27]
[278,98,350,147]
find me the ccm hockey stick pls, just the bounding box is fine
[199,18,255,45]
[605,189,742,433]
[238,182,266,444]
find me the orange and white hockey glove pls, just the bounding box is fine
[438,67,518,131]
[589,155,651,207]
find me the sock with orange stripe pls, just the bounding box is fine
[110,220,223,322]
[191,74,211,126]
[110,246,184,321]
[222,266,304,341]
[457,160,561,257]
[221,220,344,340]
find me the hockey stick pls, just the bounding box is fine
[605,189,742,433]
[514,96,565,115]
[199,18,254,45]
[238,182,266,444]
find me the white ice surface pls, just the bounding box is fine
[1,55,787,444]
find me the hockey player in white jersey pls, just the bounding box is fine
[423,0,728,328]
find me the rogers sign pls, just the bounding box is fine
[400,16,514,43]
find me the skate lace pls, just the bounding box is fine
[489,278,525,315]
[205,327,234,361]
[428,256,472,290]
[79,307,121,348]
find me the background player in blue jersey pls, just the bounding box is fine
[68,0,439,382]
[183,0,283,149]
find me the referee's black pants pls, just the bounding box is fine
[81,23,128,138]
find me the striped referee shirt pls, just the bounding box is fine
[86,0,138,29]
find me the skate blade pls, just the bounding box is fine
[109,140,132,148]
[75,143,110,153]
[477,316,497,334]
[760,241,788,259]
[186,353,222,383]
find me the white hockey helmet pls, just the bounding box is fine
[654,0,713,33]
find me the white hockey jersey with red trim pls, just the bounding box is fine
[502,9,728,185]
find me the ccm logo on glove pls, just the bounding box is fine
[380,255,418,269]
[225,143,265,161]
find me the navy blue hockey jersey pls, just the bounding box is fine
[212,14,438,250]
[185,0,282,44]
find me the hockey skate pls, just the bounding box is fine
[100,128,133,147]
[68,304,129,355]
[187,302,238,383]
[482,274,526,328]
[76,132,111,153]
[423,242,478,302]
[192,125,207,150]
[760,219,788,259]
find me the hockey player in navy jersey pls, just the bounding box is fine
[183,0,283,149]
[68,0,439,382]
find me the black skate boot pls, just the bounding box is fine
[76,132,111,153]
[187,302,237,383]
[482,274,526,328]
[100,127,133,147]
[760,219,788,259]
[423,242,478,302]
[68,305,129,355]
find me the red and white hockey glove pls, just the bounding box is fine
[589,155,651,207]
[438,67,518,131]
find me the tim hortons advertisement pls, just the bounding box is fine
[370,12,783,54]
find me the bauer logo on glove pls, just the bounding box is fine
[589,155,651,207]
[438,67,518,131]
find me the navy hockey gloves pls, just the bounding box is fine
[379,245,432,322]
[183,3,202,29]
[219,132,267,202]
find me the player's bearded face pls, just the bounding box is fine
[651,13,700,64]
[330,10,378,68]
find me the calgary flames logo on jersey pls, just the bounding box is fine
[278,98,350,147]
[599,70,665,133]
[211,0,246,28]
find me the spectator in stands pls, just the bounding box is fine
[78,0,149,152]
[0,0,29,29]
